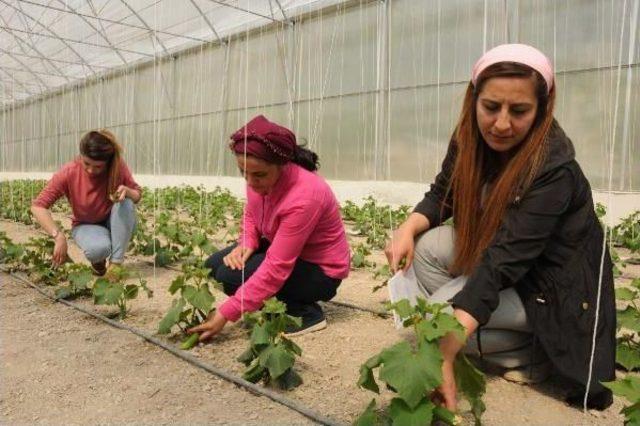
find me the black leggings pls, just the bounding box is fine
[204,240,341,313]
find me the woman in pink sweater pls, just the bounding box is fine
[190,115,350,339]
[31,130,141,276]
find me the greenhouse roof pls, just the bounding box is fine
[0,0,339,105]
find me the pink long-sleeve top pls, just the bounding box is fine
[32,158,141,227]
[218,163,350,321]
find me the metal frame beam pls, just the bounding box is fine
[118,0,169,56]
[0,68,35,96]
[0,47,49,90]
[206,0,289,24]
[0,25,156,58]
[274,0,289,22]
[0,0,98,76]
[188,0,223,45]
[16,0,210,43]
[55,0,128,65]
[1,65,74,79]
[3,50,113,69]
[0,18,70,83]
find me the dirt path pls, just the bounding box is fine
[0,273,311,425]
[0,219,629,425]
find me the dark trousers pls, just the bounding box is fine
[204,240,341,316]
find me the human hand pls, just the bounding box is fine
[187,310,228,342]
[384,227,415,272]
[114,185,130,202]
[52,234,68,267]
[223,245,255,270]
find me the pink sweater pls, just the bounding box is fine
[219,163,350,321]
[32,158,141,227]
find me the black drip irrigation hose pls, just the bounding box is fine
[3,269,346,426]
[148,260,390,318]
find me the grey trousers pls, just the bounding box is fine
[71,198,136,264]
[413,225,544,369]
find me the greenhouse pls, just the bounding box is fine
[1,0,639,424]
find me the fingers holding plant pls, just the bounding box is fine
[223,245,254,270]
[188,310,228,342]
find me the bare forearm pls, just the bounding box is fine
[128,188,141,203]
[400,212,431,237]
[30,205,60,236]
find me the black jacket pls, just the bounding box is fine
[414,121,616,397]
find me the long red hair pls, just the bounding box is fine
[449,62,556,275]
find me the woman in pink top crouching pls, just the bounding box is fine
[190,115,350,339]
[31,130,142,276]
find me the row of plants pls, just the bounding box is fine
[3,231,487,422]
[594,203,640,424]
[0,231,152,319]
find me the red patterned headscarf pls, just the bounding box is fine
[230,115,297,164]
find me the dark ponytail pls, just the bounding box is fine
[293,139,319,172]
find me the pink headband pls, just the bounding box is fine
[471,44,554,94]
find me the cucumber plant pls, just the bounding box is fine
[0,231,25,271]
[355,298,486,426]
[92,265,153,319]
[237,298,303,390]
[21,236,65,286]
[157,264,217,349]
[352,243,374,269]
[54,264,94,300]
[615,279,640,370]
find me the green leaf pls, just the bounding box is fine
[242,358,266,383]
[618,306,640,332]
[352,252,366,268]
[124,284,139,300]
[262,298,286,314]
[616,287,638,301]
[378,341,442,409]
[621,401,640,425]
[158,298,186,334]
[275,368,303,390]
[55,286,72,300]
[104,283,124,305]
[237,347,256,365]
[631,278,640,290]
[92,278,110,304]
[154,248,174,267]
[250,323,270,347]
[388,397,434,426]
[354,399,379,426]
[182,286,215,313]
[168,275,185,294]
[617,343,640,371]
[68,270,93,290]
[416,312,465,342]
[454,354,486,424]
[603,375,640,403]
[258,344,295,379]
[280,336,302,356]
[358,353,383,394]
[391,299,414,320]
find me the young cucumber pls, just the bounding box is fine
[180,333,200,350]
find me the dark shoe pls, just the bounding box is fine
[565,389,613,410]
[284,303,327,337]
[91,260,107,276]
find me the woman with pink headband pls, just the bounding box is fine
[386,44,615,411]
